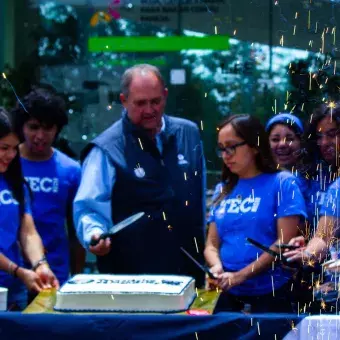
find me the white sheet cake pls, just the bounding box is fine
[54,274,196,313]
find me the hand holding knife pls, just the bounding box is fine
[180,247,218,280]
[90,212,145,247]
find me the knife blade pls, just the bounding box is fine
[180,247,217,280]
[90,212,145,247]
[246,237,298,267]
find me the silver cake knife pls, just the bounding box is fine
[90,212,145,246]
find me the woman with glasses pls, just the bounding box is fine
[204,114,307,313]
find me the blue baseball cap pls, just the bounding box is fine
[265,113,304,134]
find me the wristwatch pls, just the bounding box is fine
[32,256,48,272]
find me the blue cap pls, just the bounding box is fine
[265,113,304,134]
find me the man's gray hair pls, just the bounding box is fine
[120,64,166,97]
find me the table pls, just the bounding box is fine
[0,289,306,340]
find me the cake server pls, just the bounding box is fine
[180,247,217,280]
[90,212,145,246]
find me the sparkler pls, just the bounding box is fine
[1,73,28,113]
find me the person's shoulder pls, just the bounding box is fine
[54,149,80,170]
[327,177,340,192]
[167,115,200,133]
[95,119,124,142]
[264,170,297,185]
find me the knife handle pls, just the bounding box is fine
[89,233,112,247]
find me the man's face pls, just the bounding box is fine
[120,72,168,134]
[22,118,58,156]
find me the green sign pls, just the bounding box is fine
[88,35,230,52]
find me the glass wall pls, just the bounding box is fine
[1,0,340,185]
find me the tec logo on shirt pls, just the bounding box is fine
[0,190,18,205]
[25,177,59,193]
[216,197,261,215]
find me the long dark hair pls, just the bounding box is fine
[0,108,26,217]
[215,114,277,203]
[305,102,340,178]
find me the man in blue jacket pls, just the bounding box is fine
[74,64,206,286]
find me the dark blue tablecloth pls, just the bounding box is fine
[0,312,303,339]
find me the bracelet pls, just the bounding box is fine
[32,256,48,272]
[13,265,19,277]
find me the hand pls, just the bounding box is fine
[282,236,307,264]
[35,264,60,289]
[16,267,44,292]
[205,264,224,290]
[89,234,111,256]
[323,259,340,273]
[287,236,306,249]
[217,272,245,291]
[282,247,308,264]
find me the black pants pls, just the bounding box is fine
[213,283,293,314]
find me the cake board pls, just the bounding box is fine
[23,288,221,315]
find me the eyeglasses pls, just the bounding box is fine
[216,141,247,158]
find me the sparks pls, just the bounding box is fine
[200,120,204,131]
[162,211,167,221]
[295,12,298,19]
[280,35,284,46]
[214,26,218,35]
[271,276,275,297]
[257,322,260,335]
[138,138,144,150]
[308,10,311,30]
[184,172,187,181]
[194,237,199,253]
[293,25,296,35]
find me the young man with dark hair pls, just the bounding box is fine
[11,87,85,288]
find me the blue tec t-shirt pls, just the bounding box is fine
[21,149,81,285]
[0,175,30,290]
[319,178,340,218]
[209,171,307,296]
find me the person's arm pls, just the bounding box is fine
[73,147,115,255]
[19,213,59,289]
[0,252,44,292]
[284,216,334,263]
[204,222,223,275]
[67,165,85,274]
[284,179,340,263]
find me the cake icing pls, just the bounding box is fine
[54,274,196,313]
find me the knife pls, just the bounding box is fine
[90,212,145,246]
[275,243,299,250]
[180,247,217,280]
[246,237,299,267]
